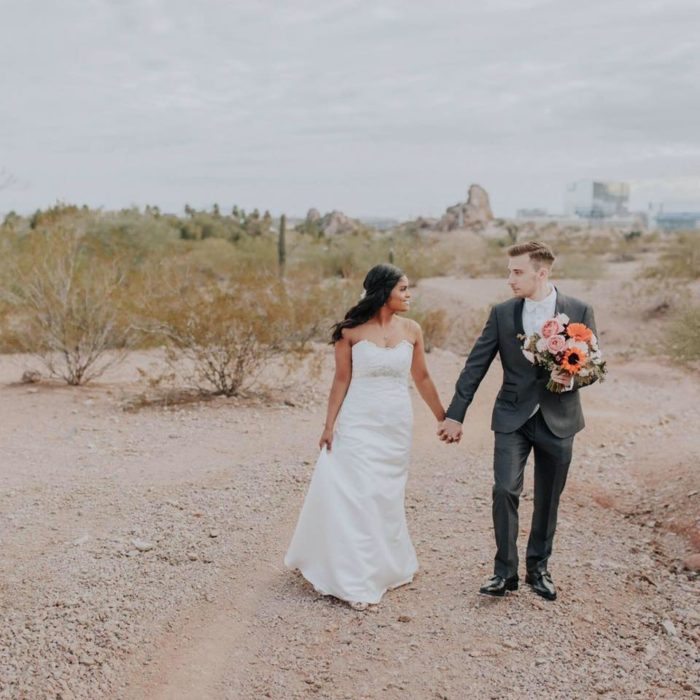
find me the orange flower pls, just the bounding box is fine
[566,322,593,343]
[560,346,587,373]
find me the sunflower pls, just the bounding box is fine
[566,322,593,343]
[560,346,587,373]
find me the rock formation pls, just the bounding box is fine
[305,208,321,224]
[436,184,494,231]
[303,208,364,236]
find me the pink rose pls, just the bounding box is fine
[546,334,566,353]
[541,318,564,338]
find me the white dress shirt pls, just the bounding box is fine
[523,285,557,338]
[524,285,557,416]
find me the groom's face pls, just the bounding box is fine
[507,254,546,298]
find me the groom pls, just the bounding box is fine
[438,240,598,601]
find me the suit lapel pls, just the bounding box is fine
[513,298,525,336]
[555,287,567,317]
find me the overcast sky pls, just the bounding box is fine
[1,0,699,219]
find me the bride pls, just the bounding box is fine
[284,263,446,610]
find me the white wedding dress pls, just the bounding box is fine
[284,339,419,605]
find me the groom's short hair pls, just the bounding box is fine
[507,240,555,268]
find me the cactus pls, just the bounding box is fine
[278,213,287,276]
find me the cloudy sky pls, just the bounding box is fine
[1,0,699,219]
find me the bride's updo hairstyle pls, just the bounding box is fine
[330,263,405,343]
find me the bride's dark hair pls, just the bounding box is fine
[330,263,405,343]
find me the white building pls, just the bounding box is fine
[565,180,630,219]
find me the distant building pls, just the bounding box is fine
[565,180,630,219]
[650,204,700,231]
[358,216,400,231]
[516,208,548,218]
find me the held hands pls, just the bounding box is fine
[437,419,462,445]
[319,426,334,452]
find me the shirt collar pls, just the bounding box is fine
[524,285,556,311]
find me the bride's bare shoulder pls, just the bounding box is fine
[401,317,421,344]
[341,325,365,346]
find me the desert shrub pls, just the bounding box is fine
[1,227,134,384]
[408,306,448,352]
[148,276,287,396]
[290,232,390,279]
[86,208,181,261]
[633,278,686,320]
[666,304,700,364]
[410,302,490,354]
[231,234,279,274]
[552,253,606,280]
[615,277,688,355]
[177,204,271,242]
[644,233,700,280]
[142,270,350,396]
[289,228,475,283]
[282,276,357,350]
[553,232,613,257]
[391,237,456,282]
[28,202,90,230]
[461,242,510,277]
[394,231,505,279]
[444,306,492,354]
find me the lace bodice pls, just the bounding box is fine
[350,339,414,383]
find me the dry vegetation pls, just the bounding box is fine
[0,204,698,396]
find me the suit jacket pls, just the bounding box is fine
[445,290,597,438]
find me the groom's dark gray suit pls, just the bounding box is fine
[446,289,597,578]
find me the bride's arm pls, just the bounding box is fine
[409,324,446,422]
[319,334,352,451]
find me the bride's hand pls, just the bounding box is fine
[319,426,334,452]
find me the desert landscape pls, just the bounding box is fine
[3,0,700,695]
[0,202,698,699]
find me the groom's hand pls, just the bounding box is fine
[437,419,462,444]
[551,368,575,391]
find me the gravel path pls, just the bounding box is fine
[1,278,698,699]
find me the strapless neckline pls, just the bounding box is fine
[352,339,414,351]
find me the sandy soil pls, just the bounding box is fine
[1,274,698,699]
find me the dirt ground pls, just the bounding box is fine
[1,273,698,699]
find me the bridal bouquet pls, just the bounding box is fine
[519,313,607,393]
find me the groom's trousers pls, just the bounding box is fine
[492,410,574,579]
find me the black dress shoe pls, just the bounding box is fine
[525,571,557,601]
[479,574,519,597]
